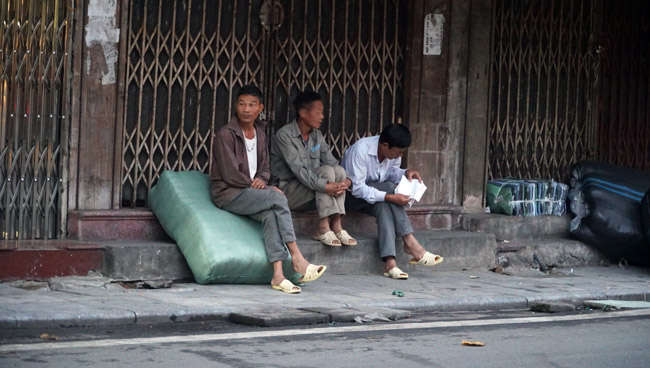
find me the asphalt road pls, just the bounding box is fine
[2,309,650,367]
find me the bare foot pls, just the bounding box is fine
[383,256,398,274]
[403,234,426,260]
[330,214,344,234]
[271,275,287,287]
[292,258,312,275]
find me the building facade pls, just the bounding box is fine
[1,0,648,241]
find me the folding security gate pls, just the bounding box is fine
[487,0,601,182]
[120,0,407,207]
[0,0,72,240]
[488,0,650,182]
[597,0,650,171]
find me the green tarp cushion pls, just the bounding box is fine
[149,170,299,284]
[486,182,513,215]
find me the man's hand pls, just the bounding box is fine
[405,169,422,183]
[251,178,266,189]
[385,193,411,206]
[325,182,345,197]
[339,178,352,191]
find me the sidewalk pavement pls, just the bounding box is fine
[2,266,650,329]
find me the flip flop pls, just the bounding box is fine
[335,230,357,246]
[383,267,408,279]
[271,279,301,294]
[298,264,327,283]
[409,251,444,266]
[312,231,341,246]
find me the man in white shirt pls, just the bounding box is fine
[341,124,444,279]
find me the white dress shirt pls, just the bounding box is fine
[341,136,406,204]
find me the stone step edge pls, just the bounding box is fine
[4,291,648,330]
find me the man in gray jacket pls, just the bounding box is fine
[270,91,356,247]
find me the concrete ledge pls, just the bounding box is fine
[11,309,136,329]
[229,308,330,327]
[97,230,496,281]
[461,213,571,240]
[0,241,105,281]
[100,240,193,281]
[288,204,464,234]
[496,238,613,268]
[290,230,497,275]
[68,206,463,242]
[68,210,170,241]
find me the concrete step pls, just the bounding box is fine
[291,206,463,235]
[67,206,463,241]
[99,240,193,281]
[97,229,614,282]
[0,241,104,281]
[298,230,497,275]
[494,238,614,270]
[98,230,497,281]
[461,213,571,241]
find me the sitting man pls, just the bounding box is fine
[341,123,443,279]
[270,91,356,247]
[210,84,326,293]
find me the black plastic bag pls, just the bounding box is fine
[642,189,650,247]
[569,161,650,266]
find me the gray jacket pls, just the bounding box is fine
[270,120,339,192]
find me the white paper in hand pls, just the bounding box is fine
[395,176,427,207]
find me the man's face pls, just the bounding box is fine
[236,94,264,125]
[298,100,324,130]
[379,143,407,160]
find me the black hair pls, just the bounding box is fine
[379,124,411,149]
[293,90,323,117]
[237,84,263,104]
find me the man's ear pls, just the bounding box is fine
[297,108,306,120]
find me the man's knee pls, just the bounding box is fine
[266,189,288,206]
[373,181,396,194]
[374,201,392,213]
[334,165,347,181]
[317,165,336,181]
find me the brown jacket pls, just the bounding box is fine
[210,116,270,207]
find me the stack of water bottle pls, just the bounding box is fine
[486,179,569,216]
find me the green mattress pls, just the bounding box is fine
[148,170,299,284]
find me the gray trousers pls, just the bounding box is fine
[281,165,347,219]
[222,188,296,263]
[345,181,414,259]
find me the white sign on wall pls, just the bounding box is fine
[423,13,445,56]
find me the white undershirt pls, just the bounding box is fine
[243,131,257,180]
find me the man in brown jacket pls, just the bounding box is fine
[210,84,326,293]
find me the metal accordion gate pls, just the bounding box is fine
[597,0,650,172]
[487,0,601,182]
[120,0,407,207]
[0,0,72,240]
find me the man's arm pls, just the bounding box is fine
[386,157,407,184]
[275,131,328,192]
[346,150,387,204]
[212,132,252,189]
